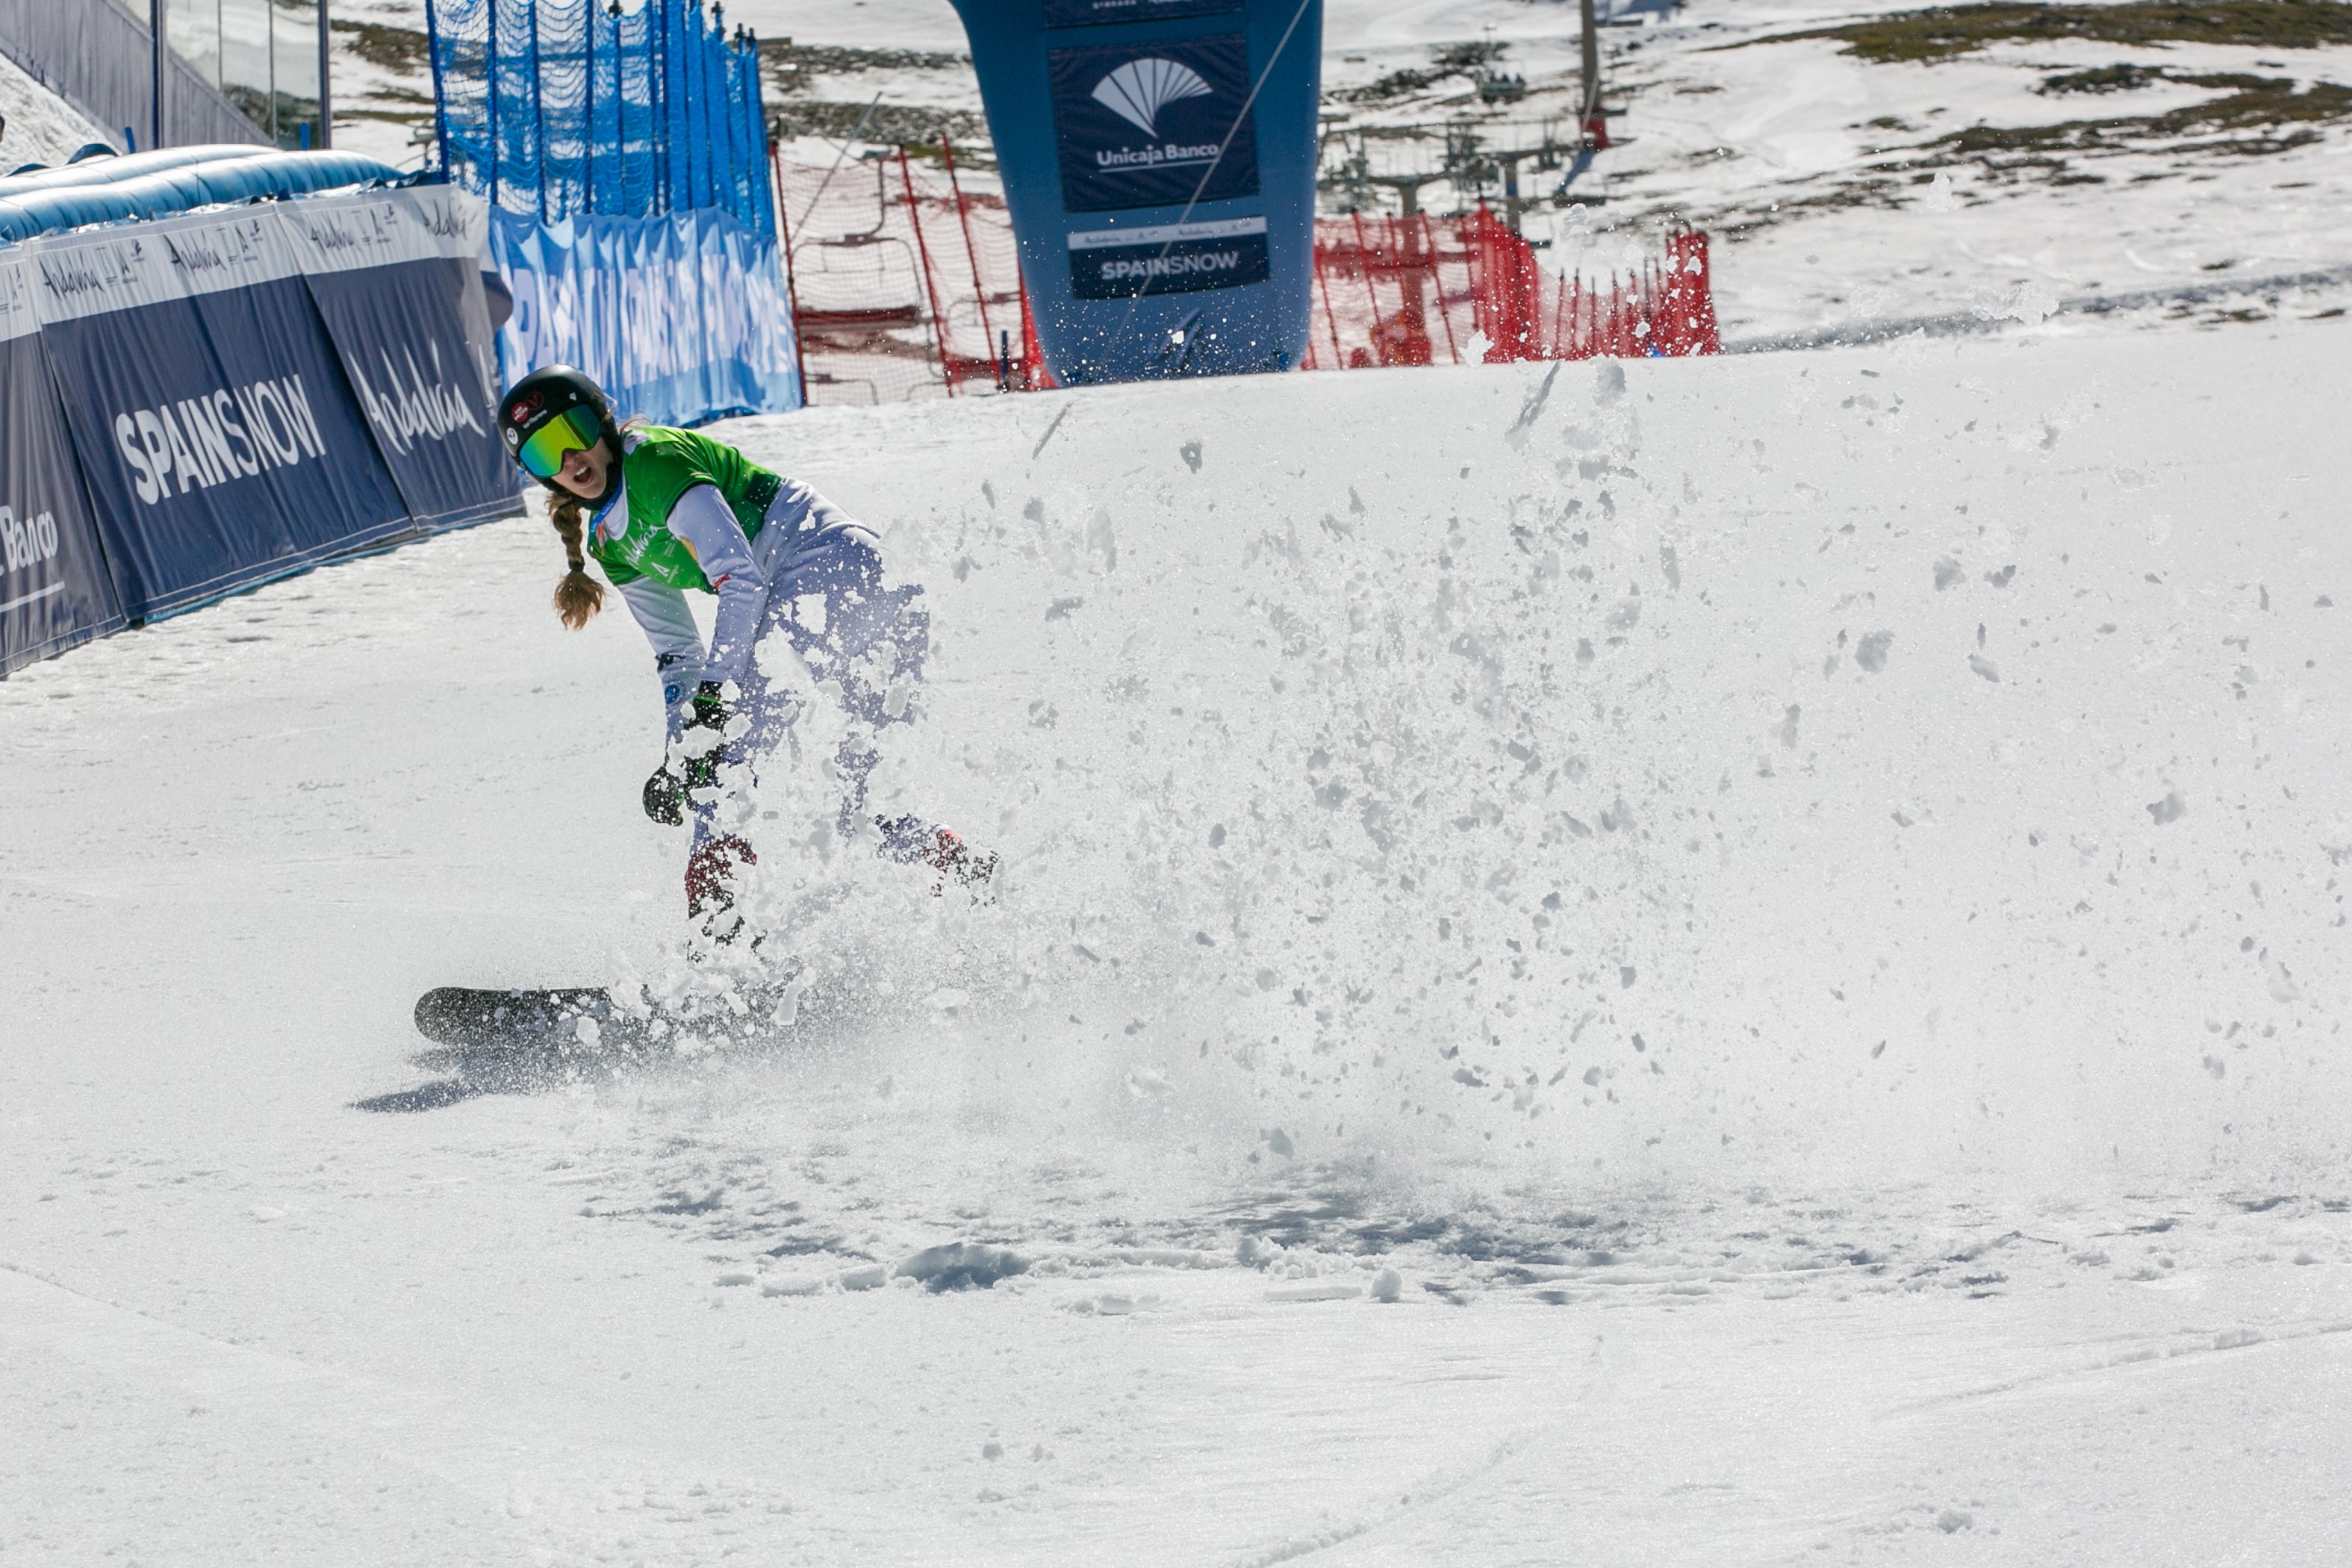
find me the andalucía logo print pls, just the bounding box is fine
[1048,34,1260,214]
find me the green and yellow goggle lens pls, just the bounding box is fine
[514,405,603,480]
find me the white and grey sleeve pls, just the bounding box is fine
[615,576,705,738]
[665,483,769,691]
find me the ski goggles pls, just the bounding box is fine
[513,405,603,481]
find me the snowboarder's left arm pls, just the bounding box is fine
[612,576,706,739]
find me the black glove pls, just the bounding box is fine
[646,682,732,827]
[643,764,685,826]
[685,680,729,734]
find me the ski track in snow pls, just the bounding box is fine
[5,313,2352,1558]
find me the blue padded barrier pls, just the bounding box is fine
[0,152,403,246]
[0,146,272,202]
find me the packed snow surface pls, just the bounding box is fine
[5,320,2352,1561]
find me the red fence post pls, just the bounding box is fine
[1311,223,1345,370]
[1666,226,1721,355]
[939,136,999,386]
[897,147,956,396]
[1017,276,1055,390]
[1348,210,1382,352]
[1419,214,1458,365]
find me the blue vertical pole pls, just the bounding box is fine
[150,0,167,150]
[484,0,500,210]
[653,0,672,214]
[584,0,597,211]
[420,0,442,177]
[682,1,697,211]
[527,0,547,221]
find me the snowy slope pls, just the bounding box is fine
[5,319,2351,1563]
[0,49,107,169]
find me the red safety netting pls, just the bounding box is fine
[771,145,1048,405]
[1304,209,1720,370]
[771,152,1717,401]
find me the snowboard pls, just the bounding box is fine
[411,968,809,1053]
[412,985,641,1051]
[364,980,803,1113]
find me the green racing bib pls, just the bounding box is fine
[586,426,783,592]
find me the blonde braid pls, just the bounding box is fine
[548,494,606,629]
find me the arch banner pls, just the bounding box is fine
[948,0,1322,384]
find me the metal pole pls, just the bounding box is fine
[151,0,167,150]
[771,133,809,399]
[1578,0,1608,149]
[317,0,332,148]
[423,0,447,178]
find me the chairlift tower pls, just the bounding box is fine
[1319,129,1452,218]
[1578,0,1608,149]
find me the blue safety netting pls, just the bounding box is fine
[426,0,774,238]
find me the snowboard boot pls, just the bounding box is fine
[920,827,998,903]
[874,815,998,903]
[685,834,759,943]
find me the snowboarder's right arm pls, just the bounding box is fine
[612,573,706,740]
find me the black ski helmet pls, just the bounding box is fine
[498,364,621,501]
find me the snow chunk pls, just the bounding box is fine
[896,1242,1030,1292]
[1266,1281,1363,1303]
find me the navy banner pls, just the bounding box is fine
[279,191,514,531]
[28,212,414,622]
[1068,214,1269,299]
[0,257,125,676]
[1044,0,1241,26]
[1048,34,1260,214]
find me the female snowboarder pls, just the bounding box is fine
[495,365,990,933]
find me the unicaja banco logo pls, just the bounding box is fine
[1091,57,1212,137]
